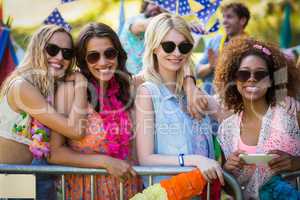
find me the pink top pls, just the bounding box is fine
[238,136,257,154]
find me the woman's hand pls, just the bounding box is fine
[194,156,224,186]
[224,150,245,173]
[105,158,137,180]
[268,150,300,174]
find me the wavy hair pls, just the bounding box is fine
[0,25,74,99]
[214,36,300,113]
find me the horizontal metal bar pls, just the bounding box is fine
[0,164,195,175]
[281,170,300,179]
[0,164,243,199]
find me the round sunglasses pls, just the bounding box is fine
[161,41,193,54]
[45,43,74,60]
[85,48,118,64]
[235,70,269,82]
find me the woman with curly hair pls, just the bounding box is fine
[214,36,300,199]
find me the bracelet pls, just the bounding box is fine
[184,75,196,84]
[178,153,185,167]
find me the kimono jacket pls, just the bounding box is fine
[217,105,300,199]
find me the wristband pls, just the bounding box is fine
[178,153,185,167]
[183,75,196,84]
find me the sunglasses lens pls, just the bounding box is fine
[161,42,176,53]
[86,52,100,64]
[45,44,60,57]
[178,42,193,54]
[104,48,118,60]
[254,71,269,81]
[62,49,74,60]
[236,70,251,82]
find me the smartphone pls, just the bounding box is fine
[239,153,277,165]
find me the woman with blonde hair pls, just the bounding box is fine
[0,24,87,199]
[135,13,224,190]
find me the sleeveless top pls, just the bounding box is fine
[0,80,32,145]
[141,81,215,185]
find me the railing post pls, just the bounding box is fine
[206,183,210,200]
[119,182,124,200]
[148,175,153,186]
[90,175,95,200]
[61,175,65,200]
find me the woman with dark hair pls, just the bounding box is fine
[214,36,300,199]
[48,23,142,199]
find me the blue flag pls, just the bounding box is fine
[61,0,75,4]
[178,0,191,16]
[44,8,72,32]
[153,0,177,14]
[208,19,220,33]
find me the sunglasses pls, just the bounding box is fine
[85,48,118,64]
[45,43,74,60]
[236,70,269,82]
[161,41,193,54]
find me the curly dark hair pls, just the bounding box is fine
[75,23,133,111]
[221,2,250,28]
[214,36,300,113]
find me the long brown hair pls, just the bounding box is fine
[75,23,132,110]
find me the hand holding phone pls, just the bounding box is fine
[239,153,277,165]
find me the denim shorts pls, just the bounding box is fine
[31,159,57,200]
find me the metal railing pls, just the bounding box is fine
[0,164,243,200]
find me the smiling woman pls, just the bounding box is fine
[214,36,300,200]
[135,13,225,192]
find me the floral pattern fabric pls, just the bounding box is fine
[217,105,300,199]
[65,107,142,200]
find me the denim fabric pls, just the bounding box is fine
[31,159,57,200]
[141,82,215,187]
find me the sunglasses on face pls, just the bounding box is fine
[45,43,74,60]
[235,70,269,82]
[161,41,193,54]
[85,48,118,65]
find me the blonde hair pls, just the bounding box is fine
[0,25,74,99]
[143,13,194,95]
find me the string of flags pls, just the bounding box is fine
[152,0,222,34]
[44,8,72,32]
[43,0,76,32]
[43,0,221,35]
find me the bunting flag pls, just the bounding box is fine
[280,3,292,48]
[208,18,220,33]
[153,0,177,14]
[61,0,76,4]
[178,0,191,16]
[44,8,72,32]
[0,27,18,85]
[152,0,222,35]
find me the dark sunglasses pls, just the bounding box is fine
[161,41,193,54]
[45,43,74,60]
[236,70,269,82]
[85,48,118,64]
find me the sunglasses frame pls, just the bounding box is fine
[45,43,74,60]
[160,41,193,55]
[235,70,270,82]
[85,48,118,65]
